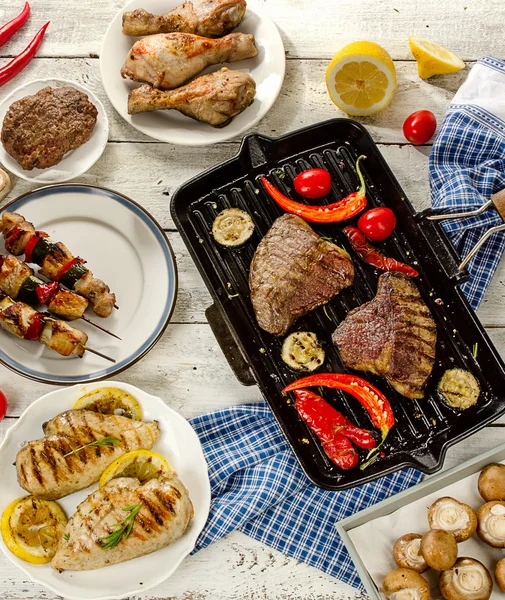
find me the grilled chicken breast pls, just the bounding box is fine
[16,410,160,500]
[52,474,194,571]
[332,272,437,399]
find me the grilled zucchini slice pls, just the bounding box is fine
[281,331,325,372]
[212,208,254,247]
[438,368,480,409]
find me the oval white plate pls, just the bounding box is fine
[0,185,177,384]
[100,0,285,146]
[0,79,109,184]
[0,382,211,600]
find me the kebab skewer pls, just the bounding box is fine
[0,291,115,362]
[0,254,121,339]
[0,212,116,318]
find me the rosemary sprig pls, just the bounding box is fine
[100,504,142,550]
[63,437,121,458]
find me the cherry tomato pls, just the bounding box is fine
[294,168,332,199]
[0,390,7,421]
[403,110,437,145]
[358,207,397,242]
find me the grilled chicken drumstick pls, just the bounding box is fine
[0,212,116,318]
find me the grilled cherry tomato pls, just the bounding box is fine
[0,390,6,421]
[403,110,437,145]
[358,207,397,242]
[293,168,332,199]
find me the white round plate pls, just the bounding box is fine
[0,382,211,600]
[0,185,177,384]
[0,79,109,184]
[100,0,285,146]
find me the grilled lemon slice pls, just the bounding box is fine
[1,496,67,564]
[409,36,465,79]
[99,449,170,487]
[73,387,142,420]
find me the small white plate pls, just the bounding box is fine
[0,185,177,384]
[0,382,211,600]
[0,79,109,184]
[100,0,285,146]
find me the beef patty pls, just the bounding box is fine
[332,272,437,399]
[1,86,98,170]
[249,214,354,336]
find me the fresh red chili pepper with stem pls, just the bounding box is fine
[343,226,419,277]
[260,156,367,223]
[0,21,49,87]
[0,2,30,47]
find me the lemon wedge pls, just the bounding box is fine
[1,496,67,564]
[99,449,170,488]
[326,41,397,117]
[409,36,465,79]
[73,387,142,420]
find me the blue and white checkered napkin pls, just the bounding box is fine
[430,56,505,309]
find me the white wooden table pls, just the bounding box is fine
[1,0,505,598]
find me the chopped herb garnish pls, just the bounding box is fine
[393,7,399,11]
[63,533,70,541]
[473,343,478,358]
[274,169,285,179]
[322,305,332,321]
[100,504,142,550]
[63,437,121,458]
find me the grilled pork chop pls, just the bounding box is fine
[16,410,159,500]
[332,272,437,399]
[52,474,194,571]
[249,214,354,336]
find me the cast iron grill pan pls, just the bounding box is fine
[171,119,505,490]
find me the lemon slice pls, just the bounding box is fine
[409,36,465,79]
[99,449,170,487]
[1,496,67,564]
[326,41,397,117]
[73,387,142,420]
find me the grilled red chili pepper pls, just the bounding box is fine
[35,281,58,305]
[343,226,419,277]
[284,373,394,441]
[0,21,49,87]
[294,389,376,449]
[24,231,48,264]
[260,156,367,223]
[25,312,44,340]
[55,257,84,282]
[322,435,358,470]
[0,2,30,47]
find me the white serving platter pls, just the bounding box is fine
[100,0,285,146]
[0,382,211,600]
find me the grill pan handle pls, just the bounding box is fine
[205,303,256,386]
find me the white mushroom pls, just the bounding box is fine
[439,557,492,600]
[477,501,505,547]
[393,534,428,573]
[478,464,505,502]
[420,529,458,571]
[428,497,477,542]
[495,557,505,592]
[382,568,430,600]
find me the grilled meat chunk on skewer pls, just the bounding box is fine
[52,473,193,571]
[121,32,257,90]
[249,214,354,336]
[128,68,256,127]
[123,0,246,37]
[17,410,160,500]
[0,212,116,318]
[332,272,437,399]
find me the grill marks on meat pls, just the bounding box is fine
[332,272,437,399]
[1,86,98,171]
[16,410,160,500]
[249,214,354,336]
[51,474,194,571]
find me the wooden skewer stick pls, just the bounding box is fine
[114,304,119,310]
[80,315,122,340]
[84,347,116,363]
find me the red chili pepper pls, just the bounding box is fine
[35,281,59,305]
[25,312,44,340]
[323,435,358,470]
[343,226,419,277]
[24,231,48,264]
[260,156,367,223]
[0,21,49,87]
[283,373,395,441]
[293,389,376,449]
[0,3,30,47]
[55,257,84,282]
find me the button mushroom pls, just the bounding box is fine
[382,567,430,600]
[478,464,505,502]
[393,534,428,573]
[477,500,505,547]
[428,497,477,542]
[439,557,492,600]
[495,557,505,592]
[420,529,458,571]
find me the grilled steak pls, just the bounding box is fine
[1,86,98,171]
[249,214,354,336]
[332,272,437,399]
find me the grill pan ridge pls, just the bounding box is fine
[171,119,505,490]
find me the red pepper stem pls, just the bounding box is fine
[355,155,367,198]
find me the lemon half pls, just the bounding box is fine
[409,36,465,79]
[1,496,67,564]
[99,449,170,488]
[73,387,142,420]
[326,41,397,116]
